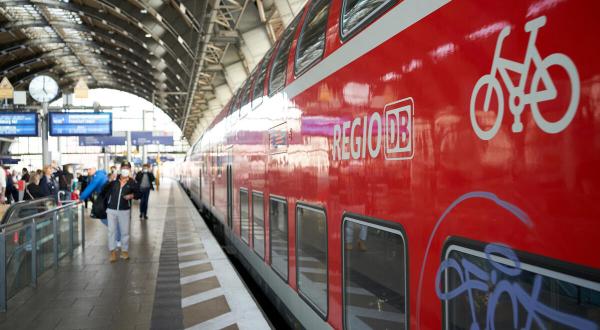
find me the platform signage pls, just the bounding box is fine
[132,131,174,146]
[49,112,112,136]
[0,77,14,99]
[78,131,126,146]
[131,131,153,145]
[0,112,38,137]
[151,131,174,146]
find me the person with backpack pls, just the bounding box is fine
[104,161,139,262]
[78,166,122,246]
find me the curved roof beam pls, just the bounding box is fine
[0,5,192,84]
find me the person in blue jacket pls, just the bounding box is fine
[79,167,121,244]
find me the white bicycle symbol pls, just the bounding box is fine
[470,16,580,140]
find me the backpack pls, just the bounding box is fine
[90,181,112,219]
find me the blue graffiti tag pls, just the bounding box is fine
[435,243,598,330]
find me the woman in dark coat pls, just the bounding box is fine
[24,173,43,200]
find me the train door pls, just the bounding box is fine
[197,159,202,202]
[226,147,233,229]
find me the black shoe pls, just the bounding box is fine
[144,215,148,220]
[140,214,144,219]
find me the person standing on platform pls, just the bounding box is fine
[80,169,90,208]
[21,168,30,183]
[105,161,139,262]
[24,173,43,200]
[5,169,17,203]
[39,165,58,198]
[0,165,6,204]
[56,166,70,201]
[135,164,155,220]
[78,167,121,245]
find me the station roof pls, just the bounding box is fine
[0,0,306,141]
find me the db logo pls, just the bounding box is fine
[384,98,414,160]
[331,97,414,161]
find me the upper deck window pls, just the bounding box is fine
[239,79,252,117]
[340,0,395,40]
[252,48,274,109]
[268,15,302,96]
[295,0,331,75]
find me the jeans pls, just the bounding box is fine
[345,223,368,244]
[107,209,130,252]
[100,218,121,242]
[139,189,150,216]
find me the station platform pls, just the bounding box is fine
[0,179,270,330]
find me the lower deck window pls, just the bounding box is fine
[240,190,249,243]
[438,242,600,330]
[343,217,407,329]
[270,197,288,280]
[297,204,327,317]
[252,192,265,258]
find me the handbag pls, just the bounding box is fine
[90,182,111,219]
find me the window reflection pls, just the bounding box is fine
[344,218,407,329]
[270,197,288,280]
[240,190,249,243]
[341,0,394,39]
[253,192,265,258]
[295,0,330,74]
[297,205,328,315]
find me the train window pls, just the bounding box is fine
[340,0,395,40]
[269,196,288,281]
[252,49,274,109]
[296,204,327,317]
[268,15,302,96]
[343,216,407,329]
[295,0,330,75]
[240,189,249,243]
[439,240,600,330]
[252,192,265,259]
[239,79,252,117]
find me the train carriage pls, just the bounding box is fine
[181,0,600,328]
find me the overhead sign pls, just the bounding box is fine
[131,131,153,145]
[131,131,175,146]
[74,78,89,99]
[151,131,174,146]
[13,91,26,105]
[78,131,127,146]
[0,77,14,99]
[49,112,112,136]
[0,112,38,137]
[0,157,21,165]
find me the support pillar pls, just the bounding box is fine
[41,102,51,165]
[126,131,132,163]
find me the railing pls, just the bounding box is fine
[0,200,85,312]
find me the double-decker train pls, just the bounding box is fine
[180,0,600,328]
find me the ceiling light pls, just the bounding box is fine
[145,33,151,38]
[140,9,148,14]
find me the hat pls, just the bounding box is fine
[120,160,132,168]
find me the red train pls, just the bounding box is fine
[180,0,600,328]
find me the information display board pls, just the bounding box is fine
[132,131,175,146]
[131,131,153,145]
[0,112,38,137]
[49,112,112,136]
[151,131,174,146]
[79,131,126,146]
